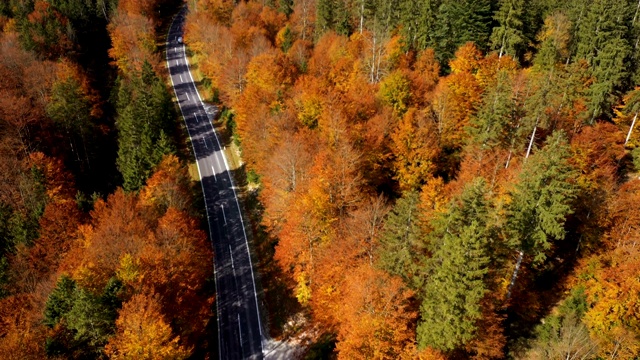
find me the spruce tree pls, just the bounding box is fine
[316,0,334,35]
[278,0,293,16]
[469,70,518,149]
[574,0,632,121]
[431,0,493,66]
[631,0,640,84]
[116,62,175,191]
[398,0,441,50]
[334,0,351,36]
[44,275,77,327]
[506,131,577,265]
[377,191,425,289]
[417,178,492,351]
[490,0,525,59]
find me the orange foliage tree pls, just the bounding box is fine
[105,292,191,359]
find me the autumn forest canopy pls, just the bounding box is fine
[1,0,640,358]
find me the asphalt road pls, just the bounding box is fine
[167,9,264,360]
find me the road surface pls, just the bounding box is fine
[166,8,264,360]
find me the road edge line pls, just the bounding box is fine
[166,8,223,360]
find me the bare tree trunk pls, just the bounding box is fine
[506,250,524,301]
[506,122,537,301]
[625,111,638,146]
[525,123,537,159]
[359,0,365,34]
[369,32,376,83]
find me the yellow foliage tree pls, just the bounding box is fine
[105,293,191,359]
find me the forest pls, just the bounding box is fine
[0,0,639,359]
[0,0,217,357]
[183,0,640,358]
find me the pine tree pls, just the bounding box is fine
[417,178,492,351]
[44,276,123,357]
[377,191,425,289]
[469,70,518,149]
[430,0,493,66]
[631,0,640,84]
[490,0,525,59]
[44,275,77,327]
[116,62,175,191]
[316,0,334,35]
[506,131,577,266]
[574,0,632,121]
[398,0,440,51]
[278,0,293,16]
[46,74,94,166]
[334,0,351,36]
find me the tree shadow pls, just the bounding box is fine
[226,162,302,340]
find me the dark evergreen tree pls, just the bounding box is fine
[377,191,425,289]
[574,0,632,122]
[334,0,351,36]
[278,0,294,16]
[44,275,78,327]
[316,0,335,35]
[44,276,123,357]
[46,76,94,166]
[413,0,441,50]
[631,0,640,84]
[280,25,294,53]
[116,62,175,191]
[490,0,525,59]
[430,0,493,66]
[398,0,420,49]
[506,131,576,266]
[417,178,492,351]
[65,279,122,350]
[469,70,519,149]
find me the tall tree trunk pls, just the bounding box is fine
[359,0,364,34]
[506,250,524,301]
[525,123,537,159]
[506,123,538,302]
[625,111,638,145]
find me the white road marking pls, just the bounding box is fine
[211,165,217,181]
[202,138,208,149]
[193,112,198,122]
[229,245,236,276]
[170,20,264,351]
[185,92,190,101]
[179,74,184,82]
[214,153,222,169]
[221,204,227,225]
[238,314,243,345]
[165,12,222,360]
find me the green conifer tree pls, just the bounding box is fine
[378,191,425,289]
[506,131,577,266]
[430,0,493,66]
[490,0,525,59]
[278,0,293,16]
[469,70,519,149]
[417,178,492,351]
[575,0,632,121]
[116,62,175,191]
[316,0,334,35]
[44,275,77,327]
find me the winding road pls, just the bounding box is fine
[166,8,264,360]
